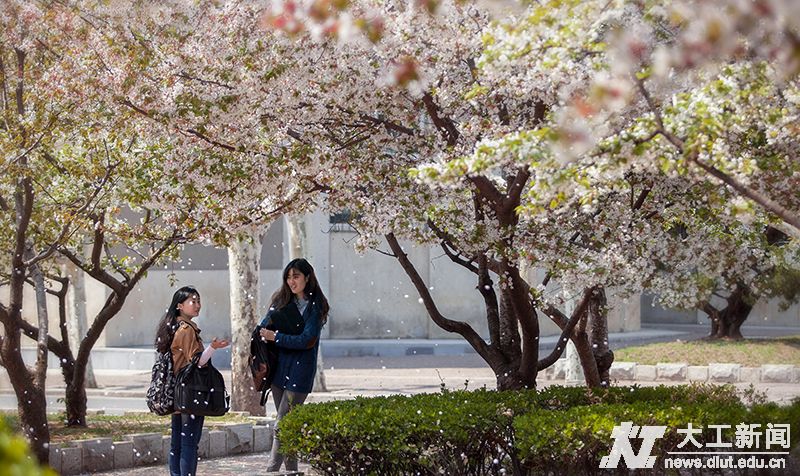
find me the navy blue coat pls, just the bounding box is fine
[259,298,323,394]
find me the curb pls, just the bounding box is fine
[48,416,283,475]
[542,361,800,384]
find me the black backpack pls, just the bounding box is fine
[146,350,176,416]
[250,326,278,406]
[249,301,305,405]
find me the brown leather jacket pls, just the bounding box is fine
[171,317,203,375]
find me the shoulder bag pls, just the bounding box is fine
[174,353,230,417]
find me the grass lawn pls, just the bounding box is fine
[1,411,256,446]
[614,335,800,366]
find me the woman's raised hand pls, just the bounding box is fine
[210,337,230,349]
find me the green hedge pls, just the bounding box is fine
[279,384,799,476]
[0,416,56,476]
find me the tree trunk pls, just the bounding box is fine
[27,257,50,391]
[494,288,529,391]
[384,229,543,391]
[494,363,526,390]
[715,299,753,340]
[587,287,613,386]
[286,214,327,392]
[62,261,91,425]
[2,45,49,465]
[384,232,516,387]
[286,214,308,262]
[64,260,97,388]
[228,230,267,415]
[14,380,49,463]
[725,308,749,340]
[706,284,754,341]
[64,368,88,426]
[571,312,602,388]
[0,326,50,463]
[498,289,521,369]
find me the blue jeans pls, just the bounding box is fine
[170,413,205,476]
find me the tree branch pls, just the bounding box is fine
[422,93,459,146]
[468,175,504,209]
[477,255,501,348]
[537,287,595,370]
[59,245,124,294]
[184,128,238,152]
[427,220,480,274]
[361,114,416,136]
[103,241,131,282]
[385,232,494,360]
[691,157,800,231]
[25,160,118,268]
[175,72,234,90]
[503,165,531,216]
[19,317,71,361]
[636,76,800,231]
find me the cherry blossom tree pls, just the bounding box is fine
[248,0,623,389]
[255,0,800,386]
[478,0,799,234]
[0,0,139,459]
[0,0,311,458]
[90,0,330,414]
[475,0,800,332]
[0,56,197,467]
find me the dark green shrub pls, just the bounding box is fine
[280,389,537,475]
[514,401,749,475]
[747,399,800,447]
[279,385,791,476]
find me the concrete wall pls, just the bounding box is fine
[326,230,490,339]
[101,219,287,346]
[640,292,800,328]
[6,220,285,348]
[102,268,284,347]
[640,293,697,325]
[745,298,800,327]
[320,209,639,340]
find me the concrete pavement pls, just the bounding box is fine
[2,323,799,413]
[97,452,317,476]
[16,325,694,370]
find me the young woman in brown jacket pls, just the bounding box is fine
[155,286,229,476]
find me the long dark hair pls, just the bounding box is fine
[270,258,329,324]
[154,286,199,353]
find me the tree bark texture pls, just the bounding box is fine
[27,257,50,391]
[0,120,51,461]
[571,311,602,388]
[587,287,613,386]
[64,260,97,388]
[705,284,754,340]
[0,318,51,463]
[228,232,267,415]
[386,232,541,390]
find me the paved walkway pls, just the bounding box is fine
[96,453,317,476]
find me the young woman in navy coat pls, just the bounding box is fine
[259,258,329,472]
